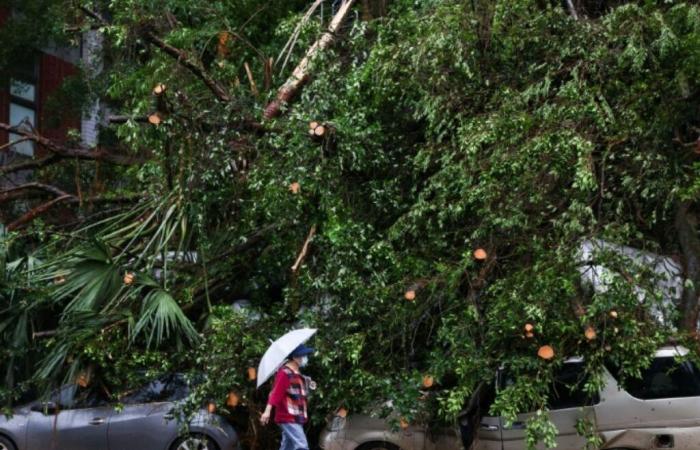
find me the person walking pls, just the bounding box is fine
[260,344,315,450]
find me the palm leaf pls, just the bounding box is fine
[133,289,198,347]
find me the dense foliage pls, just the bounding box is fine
[3,0,700,447]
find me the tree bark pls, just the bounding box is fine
[264,0,357,119]
[676,201,700,332]
[143,31,232,103]
[564,0,579,20]
[0,123,144,166]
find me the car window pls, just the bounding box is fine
[121,374,190,404]
[499,362,598,411]
[610,357,700,400]
[49,385,109,410]
[548,362,599,410]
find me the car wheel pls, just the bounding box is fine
[356,442,400,450]
[171,434,219,450]
[0,436,17,450]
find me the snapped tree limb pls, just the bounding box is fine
[0,154,60,176]
[0,123,145,168]
[264,0,357,119]
[565,0,579,20]
[2,184,141,230]
[143,31,232,103]
[291,224,317,272]
[0,182,70,203]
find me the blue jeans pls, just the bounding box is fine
[279,423,309,450]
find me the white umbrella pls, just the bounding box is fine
[256,328,317,388]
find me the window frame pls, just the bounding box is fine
[6,55,39,157]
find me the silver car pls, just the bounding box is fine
[321,346,700,450]
[0,374,240,450]
[477,346,700,450]
[319,406,462,450]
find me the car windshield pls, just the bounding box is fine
[609,357,700,400]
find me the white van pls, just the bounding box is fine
[475,346,700,450]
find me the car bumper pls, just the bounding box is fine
[600,426,700,450]
[319,430,359,450]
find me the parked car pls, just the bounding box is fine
[474,346,700,450]
[319,405,462,450]
[0,373,240,450]
[321,346,700,450]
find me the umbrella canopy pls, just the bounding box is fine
[256,328,317,388]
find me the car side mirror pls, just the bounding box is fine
[31,401,58,415]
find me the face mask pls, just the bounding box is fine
[299,356,309,368]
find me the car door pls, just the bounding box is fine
[500,361,598,450]
[26,385,112,450]
[596,354,700,449]
[108,375,188,450]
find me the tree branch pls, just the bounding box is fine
[291,225,317,273]
[142,31,232,103]
[79,5,110,27]
[0,154,59,175]
[7,195,74,231]
[264,0,357,119]
[107,115,151,124]
[564,0,579,20]
[0,182,70,203]
[0,123,145,166]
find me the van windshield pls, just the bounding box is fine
[609,357,700,400]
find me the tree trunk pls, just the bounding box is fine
[676,201,700,332]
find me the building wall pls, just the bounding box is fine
[38,53,80,146]
[0,8,81,151]
[0,7,8,147]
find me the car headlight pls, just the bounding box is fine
[327,415,347,432]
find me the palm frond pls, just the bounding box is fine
[133,289,199,347]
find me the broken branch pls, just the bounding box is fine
[291,225,317,272]
[564,0,579,20]
[264,0,357,119]
[7,195,74,231]
[143,31,232,103]
[0,123,144,166]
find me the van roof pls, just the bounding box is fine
[655,346,689,357]
[561,347,689,363]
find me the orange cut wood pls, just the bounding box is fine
[76,372,90,387]
[247,367,257,381]
[226,391,239,407]
[400,418,409,430]
[207,402,217,414]
[537,345,555,360]
[473,248,487,260]
[148,113,162,125]
[123,272,135,285]
[309,121,319,130]
[217,32,230,58]
[404,290,416,301]
[337,407,348,418]
[609,310,618,319]
[422,375,434,388]
[525,331,535,339]
[289,182,301,194]
[524,323,534,332]
[314,125,326,137]
[54,276,66,285]
[584,326,597,341]
[153,83,167,95]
